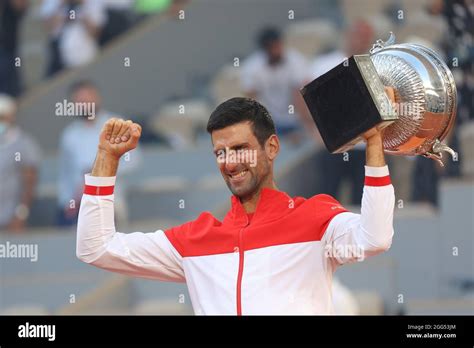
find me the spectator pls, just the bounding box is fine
[240,26,312,139]
[57,80,140,226]
[310,19,375,204]
[0,0,29,96]
[410,0,472,206]
[40,0,107,76]
[430,0,473,178]
[411,156,440,206]
[0,94,41,232]
[99,0,134,47]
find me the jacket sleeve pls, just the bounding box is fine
[76,174,185,282]
[322,165,395,265]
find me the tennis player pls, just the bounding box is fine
[77,95,395,315]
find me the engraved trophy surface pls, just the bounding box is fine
[301,33,457,165]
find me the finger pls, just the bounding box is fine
[110,119,124,144]
[384,86,396,103]
[135,123,142,135]
[131,123,141,136]
[103,118,116,141]
[129,123,142,146]
[123,121,139,143]
[117,120,133,142]
[121,130,131,143]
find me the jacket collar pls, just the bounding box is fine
[223,187,293,227]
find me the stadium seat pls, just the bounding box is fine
[284,19,339,58]
[406,298,474,315]
[341,0,395,22]
[210,64,245,105]
[353,291,385,315]
[133,299,193,315]
[150,100,212,148]
[367,16,394,40]
[398,12,448,44]
[460,121,474,177]
[1,305,50,315]
[401,0,433,14]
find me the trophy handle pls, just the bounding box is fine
[370,32,396,54]
[423,139,458,167]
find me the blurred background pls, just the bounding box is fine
[0,0,473,315]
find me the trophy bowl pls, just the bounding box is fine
[300,33,458,165]
[370,33,458,164]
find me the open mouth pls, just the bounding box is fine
[228,169,248,181]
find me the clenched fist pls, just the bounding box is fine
[98,118,142,159]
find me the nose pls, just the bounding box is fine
[225,161,239,173]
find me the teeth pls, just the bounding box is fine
[231,170,247,178]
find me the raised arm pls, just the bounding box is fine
[322,164,395,265]
[76,118,185,282]
[322,87,396,265]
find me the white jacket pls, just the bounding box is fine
[77,166,394,315]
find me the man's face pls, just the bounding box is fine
[0,112,14,126]
[211,122,273,199]
[265,40,284,65]
[346,21,374,55]
[72,86,101,119]
[0,108,16,135]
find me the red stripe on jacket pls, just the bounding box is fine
[364,175,391,187]
[84,184,115,196]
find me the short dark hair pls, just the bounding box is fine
[257,26,282,49]
[207,97,276,147]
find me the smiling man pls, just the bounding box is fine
[76,97,395,315]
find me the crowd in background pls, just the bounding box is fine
[0,0,473,233]
[0,0,188,96]
[0,0,186,231]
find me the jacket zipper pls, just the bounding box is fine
[236,217,250,315]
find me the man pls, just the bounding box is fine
[240,27,312,138]
[58,80,139,226]
[0,94,40,232]
[77,97,395,315]
[40,0,106,75]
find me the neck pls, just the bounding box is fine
[268,56,282,66]
[240,177,278,213]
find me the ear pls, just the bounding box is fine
[265,134,279,161]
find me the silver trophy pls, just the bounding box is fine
[301,33,457,166]
[370,32,457,165]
